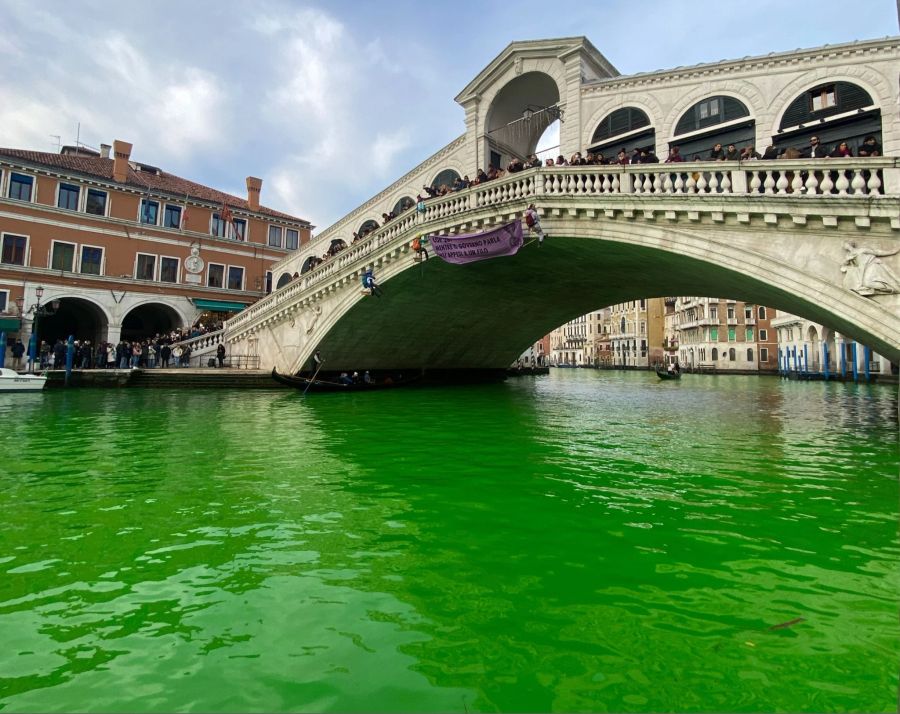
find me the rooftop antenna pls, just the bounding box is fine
[75,122,81,148]
[49,134,61,152]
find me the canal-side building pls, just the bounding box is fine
[675,297,765,372]
[608,299,666,369]
[0,140,313,357]
[771,311,895,379]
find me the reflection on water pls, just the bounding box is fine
[0,372,896,712]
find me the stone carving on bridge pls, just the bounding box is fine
[305,305,323,335]
[841,241,900,296]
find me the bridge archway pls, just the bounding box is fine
[485,71,562,163]
[672,95,755,159]
[276,272,293,289]
[36,297,109,346]
[392,196,415,215]
[358,219,379,237]
[121,302,182,341]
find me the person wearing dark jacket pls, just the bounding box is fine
[857,136,882,157]
[216,343,225,368]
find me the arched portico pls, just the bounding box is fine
[35,297,110,346]
[121,302,183,341]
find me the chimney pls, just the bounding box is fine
[112,140,132,183]
[100,143,111,159]
[246,176,262,211]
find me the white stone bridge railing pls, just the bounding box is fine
[225,158,899,341]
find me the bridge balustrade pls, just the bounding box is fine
[226,158,898,338]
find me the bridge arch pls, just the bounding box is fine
[484,70,564,162]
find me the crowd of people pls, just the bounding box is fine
[33,336,196,370]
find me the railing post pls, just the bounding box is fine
[881,166,900,196]
[534,169,545,196]
[730,167,748,194]
[619,167,634,194]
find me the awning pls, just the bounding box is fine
[0,317,21,331]
[191,299,248,313]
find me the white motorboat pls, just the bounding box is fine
[0,367,47,392]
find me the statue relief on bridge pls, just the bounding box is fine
[841,241,900,296]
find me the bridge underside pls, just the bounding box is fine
[310,237,890,371]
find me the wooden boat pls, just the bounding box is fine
[655,366,682,380]
[0,367,47,392]
[271,368,420,392]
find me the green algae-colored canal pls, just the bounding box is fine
[0,371,897,712]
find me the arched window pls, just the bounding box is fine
[276,272,292,289]
[300,257,318,274]
[672,95,754,160]
[392,196,415,215]
[358,219,379,237]
[589,107,655,155]
[747,348,754,362]
[776,81,880,155]
[729,348,736,361]
[711,348,718,361]
[431,169,461,191]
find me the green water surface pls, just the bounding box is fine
[0,371,897,712]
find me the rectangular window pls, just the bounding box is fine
[207,263,225,288]
[728,327,736,342]
[51,241,76,271]
[57,182,80,211]
[8,173,33,201]
[80,246,103,275]
[709,327,718,341]
[227,266,244,290]
[285,228,299,250]
[760,347,769,362]
[709,306,718,319]
[745,328,754,341]
[135,253,156,280]
[160,256,179,283]
[233,218,247,241]
[744,306,753,320]
[759,329,768,342]
[211,213,227,237]
[85,188,108,216]
[268,225,283,247]
[265,271,273,294]
[163,204,182,229]
[140,199,159,225]
[1,234,27,265]
[757,306,766,320]
[0,290,7,312]
[811,87,836,112]
[727,304,736,319]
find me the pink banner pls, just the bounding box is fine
[429,220,524,265]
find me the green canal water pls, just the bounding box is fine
[0,371,897,712]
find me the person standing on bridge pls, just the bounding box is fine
[525,204,546,246]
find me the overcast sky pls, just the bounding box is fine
[1,0,897,231]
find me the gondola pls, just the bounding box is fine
[271,368,420,392]
[655,366,682,380]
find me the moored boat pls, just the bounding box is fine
[0,368,48,392]
[271,368,420,392]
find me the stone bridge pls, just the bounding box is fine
[223,36,900,372]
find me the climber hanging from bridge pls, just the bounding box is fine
[361,267,383,297]
[524,204,546,245]
[412,235,429,262]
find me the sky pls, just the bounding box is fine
[1,0,897,232]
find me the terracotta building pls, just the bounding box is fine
[0,140,312,356]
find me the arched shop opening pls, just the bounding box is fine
[358,219,379,237]
[121,302,182,341]
[276,272,293,289]
[589,107,655,158]
[35,297,108,346]
[671,95,754,159]
[431,169,461,191]
[775,81,881,156]
[392,196,415,215]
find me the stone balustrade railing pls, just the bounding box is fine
[172,330,224,353]
[226,158,898,338]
